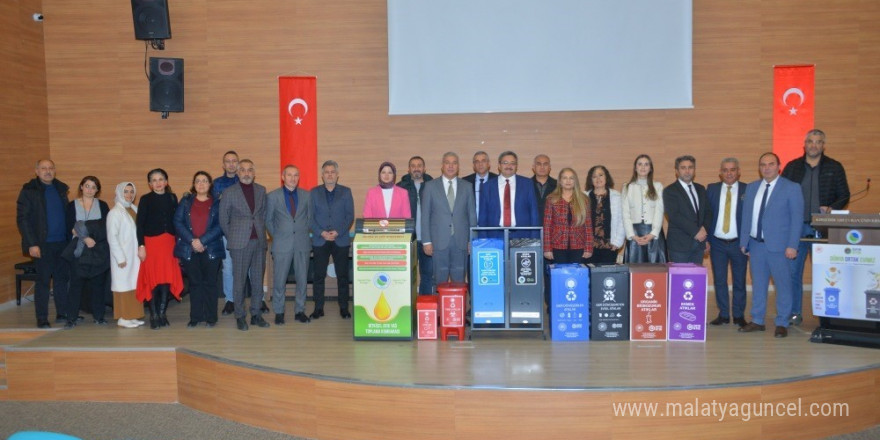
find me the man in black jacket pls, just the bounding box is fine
[16,159,71,328]
[397,156,434,294]
[781,129,850,325]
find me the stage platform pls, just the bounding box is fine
[0,292,877,440]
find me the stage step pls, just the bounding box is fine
[0,330,49,401]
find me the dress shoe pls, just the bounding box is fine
[236,317,249,331]
[56,314,67,323]
[788,313,803,326]
[295,312,311,323]
[709,316,729,326]
[187,321,199,328]
[63,320,76,330]
[250,315,270,328]
[738,322,766,333]
[94,319,108,326]
[733,317,748,327]
[206,321,216,328]
[261,301,270,313]
[309,309,324,320]
[76,315,85,323]
[275,313,285,325]
[775,327,788,338]
[340,308,352,319]
[222,301,235,316]
[37,320,51,329]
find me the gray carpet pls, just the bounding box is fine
[0,402,308,440]
[0,401,876,440]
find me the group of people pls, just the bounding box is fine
[17,128,849,338]
[15,152,355,332]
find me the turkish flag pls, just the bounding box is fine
[773,65,814,171]
[279,76,318,188]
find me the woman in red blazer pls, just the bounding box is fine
[542,168,593,263]
[363,161,412,219]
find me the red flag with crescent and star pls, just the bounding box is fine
[279,76,318,188]
[772,65,814,170]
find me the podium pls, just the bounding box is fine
[351,218,416,340]
[809,213,880,348]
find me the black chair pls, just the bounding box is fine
[14,260,38,306]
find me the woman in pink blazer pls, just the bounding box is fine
[363,161,411,219]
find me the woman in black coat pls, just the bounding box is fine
[64,176,111,328]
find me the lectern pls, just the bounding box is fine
[809,213,880,348]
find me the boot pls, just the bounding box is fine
[148,299,160,330]
[158,284,170,327]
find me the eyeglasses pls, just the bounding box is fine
[500,161,517,166]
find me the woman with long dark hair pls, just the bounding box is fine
[584,165,624,265]
[174,171,224,328]
[136,168,183,329]
[621,155,667,263]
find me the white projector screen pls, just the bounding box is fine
[388,0,692,115]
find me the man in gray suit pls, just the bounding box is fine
[266,165,312,325]
[422,152,477,286]
[219,159,269,331]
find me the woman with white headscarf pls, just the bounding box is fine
[107,182,144,328]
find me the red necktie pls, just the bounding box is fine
[503,178,511,227]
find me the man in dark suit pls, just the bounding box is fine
[422,152,477,286]
[478,151,540,238]
[462,151,497,219]
[706,158,748,327]
[781,129,850,326]
[17,159,71,328]
[397,156,434,295]
[531,154,556,225]
[739,152,803,338]
[310,160,355,319]
[219,159,269,331]
[266,165,312,325]
[663,155,712,265]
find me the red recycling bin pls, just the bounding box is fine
[437,282,468,341]
[416,295,438,340]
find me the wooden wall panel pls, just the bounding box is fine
[5,349,177,401]
[0,0,49,304]
[36,0,880,212]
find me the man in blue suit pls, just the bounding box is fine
[706,158,748,327]
[478,151,540,238]
[739,153,803,338]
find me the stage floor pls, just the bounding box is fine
[3,290,878,391]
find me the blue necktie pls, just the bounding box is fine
[756,183,770,240]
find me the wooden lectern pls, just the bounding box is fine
[809,213,880,348]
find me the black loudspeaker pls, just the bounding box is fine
[150,57,184,113]
[131,0,171,40]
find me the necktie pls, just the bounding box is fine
[503,179,512,227]
[688,184,699,215]
[287,191,296,217]
[447,180,456,235]
[446,180,455,211]
[722,185,732,233]
[477,178,484,211]
[756,183,770,240]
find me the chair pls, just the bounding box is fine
[14,260,38,306]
